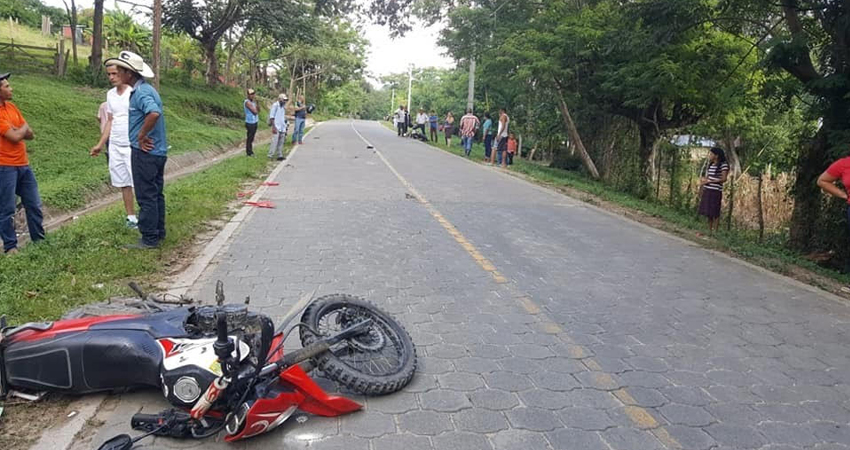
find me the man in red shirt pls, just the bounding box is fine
[0,73,44,254]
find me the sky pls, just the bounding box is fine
[40,0,456,83]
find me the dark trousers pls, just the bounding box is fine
[0,165,44,252]
[245,122,257,156]
[484,135,493,158]
[430,127,438,142]
[397,122,404,136]
[132,149,167,246]
[413,123,426,135]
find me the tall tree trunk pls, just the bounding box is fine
[554,83,600,179]
[637,123,659,198]
[757,173,765,243]
[726,178,736,231]
[62,0,78,64]
[202,39,220,86]
[89,0,103,74]
[152,0,162,89]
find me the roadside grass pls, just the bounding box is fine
[0,149,281,325]
[11,73,247,211]
[0,21,91,61]
[382,121,850,292]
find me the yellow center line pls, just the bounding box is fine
[350,122,682,449]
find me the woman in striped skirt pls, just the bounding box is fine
[698,147,729,234]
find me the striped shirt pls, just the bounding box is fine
[704,162,729,191]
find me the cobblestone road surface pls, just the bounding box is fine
[80,120,850,450]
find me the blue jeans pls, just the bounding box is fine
[292,118,306,144]
[462,136,474,156]
[0,165,45,252]
[132,149,167,246]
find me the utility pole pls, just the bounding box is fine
[152,0,162,89]
[391,88,395,114]
[467,59,475,112]
[407,64,413,113]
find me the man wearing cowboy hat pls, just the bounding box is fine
[0,72,44,254]
[104,51,167,249]
[268,93,289,161]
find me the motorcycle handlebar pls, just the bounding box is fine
[215,313,228,344]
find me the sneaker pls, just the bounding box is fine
[126,218,138,229]
[277,156,285,161]
[123,240,159,250]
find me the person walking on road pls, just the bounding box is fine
[443,112,455,147]
[268,93,289,161]
[482,112,494,161]
[429,111,438,142]
[291,95,307,145]
[697,147,729,234]
[0,72,44,254]
[459,108,480,157]
[90,63,138,229]
[105,51,167,249]
[494,107,510,166]
[243,88,259,156]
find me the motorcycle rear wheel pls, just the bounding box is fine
[300,294,417,395]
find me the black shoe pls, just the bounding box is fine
[277,156,285,161]
[124,240,159,250]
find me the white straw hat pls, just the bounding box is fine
[104,50,154,78]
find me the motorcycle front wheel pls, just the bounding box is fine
[299,294,417,395]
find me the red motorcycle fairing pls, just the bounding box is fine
[225,350,361,441]
[4,315,140,343]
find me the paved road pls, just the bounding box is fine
[81,120,850,450]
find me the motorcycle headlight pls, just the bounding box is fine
[173,376,201,403]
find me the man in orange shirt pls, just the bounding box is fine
[0,73,44,254]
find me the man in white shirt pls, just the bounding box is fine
[268,93,289,161]
[414,109,428,136]
[395,106,405,136]
[91,64,137,228]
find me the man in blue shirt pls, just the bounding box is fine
[244,88,258,156]
[291,95,307,145]
[104,51,167,249]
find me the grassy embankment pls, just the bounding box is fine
[382,121,850,293]
[9,73,248,210]
[0,33,289,322]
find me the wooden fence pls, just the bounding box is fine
[0,40,68,76]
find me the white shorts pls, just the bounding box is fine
[108,143,134,188]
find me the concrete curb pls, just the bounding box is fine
[34,125,318,450]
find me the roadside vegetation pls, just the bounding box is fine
[0,152,279,324]
[13,73,246,211]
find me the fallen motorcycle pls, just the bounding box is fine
[0,282,417,449]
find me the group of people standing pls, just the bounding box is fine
[242,91,308,160]
[394,105,517,168]
[0,50,168,255]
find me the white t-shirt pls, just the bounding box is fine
[416,113,428,125]
[269,101,288,131]
[106,86,132,147]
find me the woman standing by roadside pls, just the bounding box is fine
[443,112,455,147]
[698,147,729,234]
